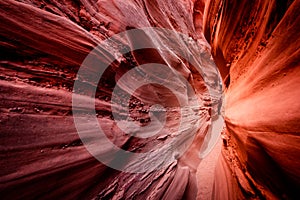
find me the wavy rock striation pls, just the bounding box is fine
[0,0,299,199]
[0,0,217,199]
[204,0,300,199]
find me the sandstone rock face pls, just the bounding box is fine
[204,0,300,199]
[0,0,299,200]
[0,0,218,199]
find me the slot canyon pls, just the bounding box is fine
[0,0,299,199]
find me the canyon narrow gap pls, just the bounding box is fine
[0,0,299,200]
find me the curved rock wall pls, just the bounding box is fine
[0,0,214,199]
[204,0,300,199]
[0,0,299,199]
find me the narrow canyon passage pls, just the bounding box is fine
[0,0,299,200]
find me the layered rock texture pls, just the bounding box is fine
[0,0,299,200]
[204,0,300,199]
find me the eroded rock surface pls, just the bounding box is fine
[204,0,300,199]
[0,0,299,199]
[0,0,218,199]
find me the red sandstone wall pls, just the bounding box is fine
[204,0,300,199]
[0,0,299,199]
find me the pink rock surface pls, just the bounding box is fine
[0,0,299,199]
[205,0,300,199]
